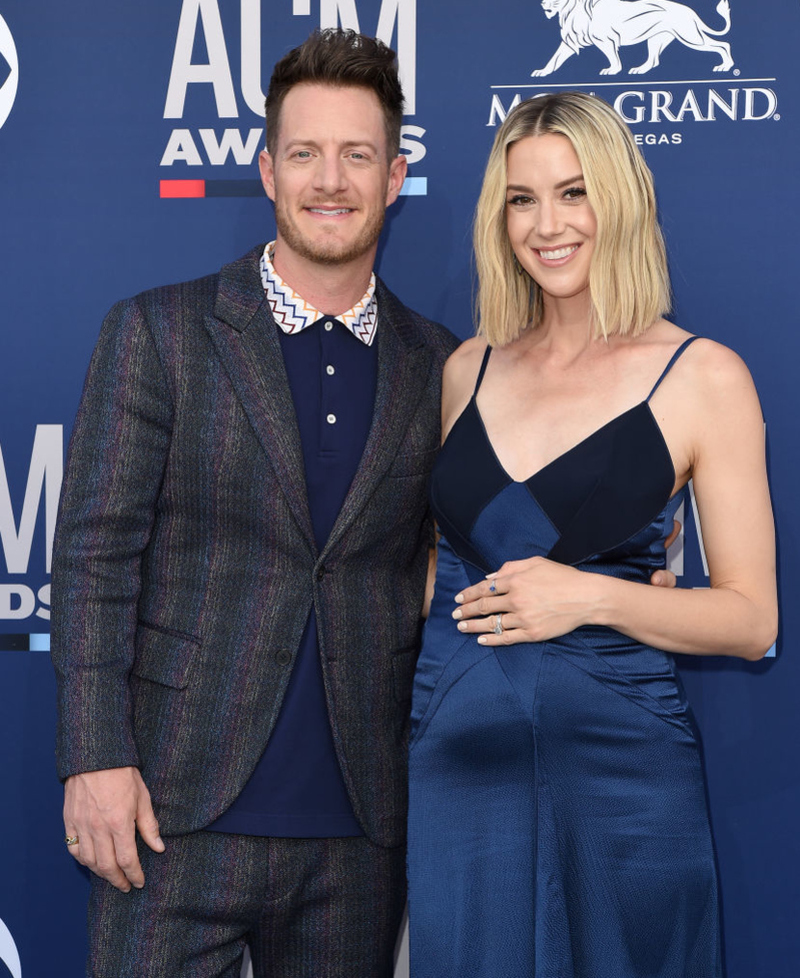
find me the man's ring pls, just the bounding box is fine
[493,614,504,635]
[65,835,79,847]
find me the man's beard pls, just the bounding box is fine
[273,197,386,266]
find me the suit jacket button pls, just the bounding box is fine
[315,565,327,581]
[276,650,292,666]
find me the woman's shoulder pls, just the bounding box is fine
[443,336,489,390]
[440,337,490,436]
[646,320,757,404]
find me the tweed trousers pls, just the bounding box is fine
[87,832,406,977]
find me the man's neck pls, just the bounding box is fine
[271,240,376,316]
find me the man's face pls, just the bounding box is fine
[259,83,406,267]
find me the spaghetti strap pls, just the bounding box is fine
[473,346,493,396]
[646,336,699,402]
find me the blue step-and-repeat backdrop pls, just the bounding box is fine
[1,2,798,976]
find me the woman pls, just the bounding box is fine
[407,91,776,978]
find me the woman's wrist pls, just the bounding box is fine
[582,570,618,629]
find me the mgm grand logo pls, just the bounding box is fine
[488,0,780,138]
[530,0,734,77]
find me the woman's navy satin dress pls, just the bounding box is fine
[407,338,721,978]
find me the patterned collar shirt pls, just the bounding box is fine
[259,241,378,346]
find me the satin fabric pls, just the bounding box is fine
[407,343,721,978]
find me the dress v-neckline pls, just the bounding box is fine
[453,334,699,490]
[469,396,673,488]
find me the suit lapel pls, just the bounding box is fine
[203,248,316,551]
[322,281,433,557]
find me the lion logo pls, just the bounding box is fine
[531,0,734,77]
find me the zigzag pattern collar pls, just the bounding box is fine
[259,242,378,347]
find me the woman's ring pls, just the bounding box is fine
[65,835,79,847]
[493,614,504,635]
[489,578,497,593]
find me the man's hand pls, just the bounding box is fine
[650,519,681,588]
[649,568,676,587]
[63,766,164,892]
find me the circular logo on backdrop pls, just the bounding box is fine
[0,917,21,978]
[0,13,19,131]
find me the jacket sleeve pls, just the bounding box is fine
[51,296,174,780]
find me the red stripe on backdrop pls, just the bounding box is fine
[160,180,206,198]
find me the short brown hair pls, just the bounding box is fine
[265,29,404,159]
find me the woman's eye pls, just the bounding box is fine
[507,194,534,207]
[563,187,587,200]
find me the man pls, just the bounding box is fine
[52,29,457,977]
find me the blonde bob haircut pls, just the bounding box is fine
[474,91,670,346]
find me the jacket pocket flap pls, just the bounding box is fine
[132,622,200,690]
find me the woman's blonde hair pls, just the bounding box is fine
[474,91,670,345]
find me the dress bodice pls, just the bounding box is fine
[430,337,697,577]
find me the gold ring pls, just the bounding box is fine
[65,835,79,846]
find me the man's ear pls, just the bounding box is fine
[385,153,408,207]
[259,150,276,202]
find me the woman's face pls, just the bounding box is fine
[505,133,597,306]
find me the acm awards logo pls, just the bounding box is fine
[487,0,781,145]
[158,0,427,199]
[0,917,21,978]
[0,427,62,626]
[0,13,19,132]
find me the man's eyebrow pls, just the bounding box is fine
[282,138,320,150]
[282,138,381,151]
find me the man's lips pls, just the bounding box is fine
[305,206,355,217]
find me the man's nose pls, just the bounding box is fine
[312,154,348,195]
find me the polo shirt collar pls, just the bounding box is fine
[259,241,378,347]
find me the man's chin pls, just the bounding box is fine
[276,214,385,268]
[283,234,380,267]
[304,244,372,266]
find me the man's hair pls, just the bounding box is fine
[265,29,404,159]
[474,91,671,346]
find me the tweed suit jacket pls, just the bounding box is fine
[51,245,458,847]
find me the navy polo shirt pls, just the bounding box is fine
[208,314,377,837]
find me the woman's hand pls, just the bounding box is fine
[453,554,678,646]
[452,556,599,645]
